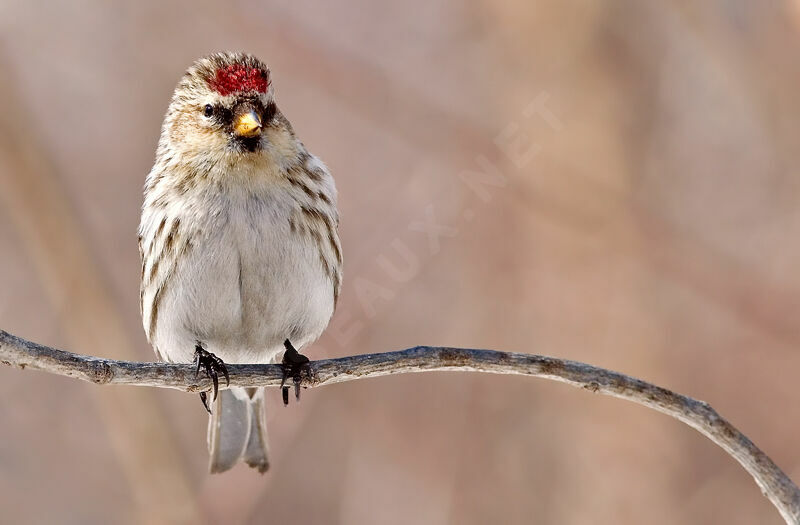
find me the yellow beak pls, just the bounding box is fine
[233,110,262,138]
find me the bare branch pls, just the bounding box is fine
[1,328,798,523]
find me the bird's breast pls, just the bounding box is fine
[158,185,335,363]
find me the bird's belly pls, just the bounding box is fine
[155,205,334,364]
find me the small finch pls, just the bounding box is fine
[138,52,341,473]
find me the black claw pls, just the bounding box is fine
[199,391,212,414]
[281,339,311,406]
[208,365,219,400]
[194,343,229,407]
[219,360,230,388]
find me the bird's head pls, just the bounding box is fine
[158,52,299,178]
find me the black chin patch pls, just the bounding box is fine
[234,135,261,153]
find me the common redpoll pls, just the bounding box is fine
[138,52,341,473]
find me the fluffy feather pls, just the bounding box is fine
[138,52,341,473]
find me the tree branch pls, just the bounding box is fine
[1,328,798,523]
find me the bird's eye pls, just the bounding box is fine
[203,104,214,118]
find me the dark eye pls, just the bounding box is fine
[203,104,214,117]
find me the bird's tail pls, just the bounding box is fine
[207,387,270,473]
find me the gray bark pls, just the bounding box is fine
[1,328,798,524]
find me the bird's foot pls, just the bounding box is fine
[281,339,310,406]
[194,343,230,414]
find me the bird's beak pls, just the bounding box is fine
[233,109,262,138]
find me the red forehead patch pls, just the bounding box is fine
[209,65,269,96]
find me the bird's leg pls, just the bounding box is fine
[194,342,230,414]
[280,339,310,406]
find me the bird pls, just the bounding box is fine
[138,52,342,473]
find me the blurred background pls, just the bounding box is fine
[0,1,799,524]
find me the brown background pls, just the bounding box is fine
[1,1,799,524]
